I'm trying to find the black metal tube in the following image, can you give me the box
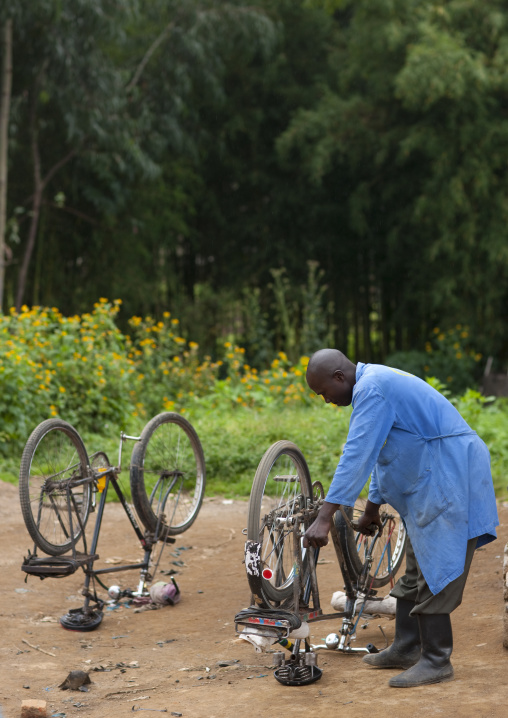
[109,476,146,545]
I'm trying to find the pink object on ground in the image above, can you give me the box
[149,580,181,605]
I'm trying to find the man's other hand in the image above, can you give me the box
[356,503,382,536]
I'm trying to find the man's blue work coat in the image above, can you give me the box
[326,362,499,595]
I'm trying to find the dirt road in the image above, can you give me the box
[0,480,507,718]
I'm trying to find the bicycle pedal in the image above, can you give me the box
[273,661,322,687]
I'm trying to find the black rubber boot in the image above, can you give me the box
[389,613,454,687]
[363,598,421,669]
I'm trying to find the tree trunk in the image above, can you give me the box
[16,96,42,311]
[15,61,78,311]
[0,19,13,312]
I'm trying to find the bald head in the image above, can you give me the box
[306,349,354,379]
[306,349,356,407]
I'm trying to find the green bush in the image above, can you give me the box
[1,302,507,501]
[387,325,483,394]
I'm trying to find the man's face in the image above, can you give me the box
[307,370,353,407]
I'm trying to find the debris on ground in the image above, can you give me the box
[58,671,91,691]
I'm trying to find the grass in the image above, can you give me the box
[4,398,508,501]
[188,402,351,497]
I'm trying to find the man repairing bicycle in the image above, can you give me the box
[303,348,498,688]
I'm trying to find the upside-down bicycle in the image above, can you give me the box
[19,412,205,630]
[235,440,407,685]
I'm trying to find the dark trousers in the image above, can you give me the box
[390,536,477,614]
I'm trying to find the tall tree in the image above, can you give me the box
[4,0,155,309]
[3,0,280,315]
[0,18,12,309]
[279,0,508,361]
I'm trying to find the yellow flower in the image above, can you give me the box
[59,386,66,393]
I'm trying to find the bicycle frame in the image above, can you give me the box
[238,500,397,656]
[23,431,177,617]
[79,433,179,608]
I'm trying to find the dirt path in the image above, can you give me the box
[0,480,507,718]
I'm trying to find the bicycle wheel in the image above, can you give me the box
[130,412,205,536]
[247,441,313,608]
[334,499,406,588]
[19,419,92,556]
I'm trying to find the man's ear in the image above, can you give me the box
[332,369,344,381]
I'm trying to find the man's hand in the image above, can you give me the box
[303,501,339,549]
[303,515,331,548]
[355,500,382,536]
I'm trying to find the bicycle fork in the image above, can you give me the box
[311,518,395,655]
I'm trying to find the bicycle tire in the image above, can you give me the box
[335,499,406,588]
[247,440,313,608]
[19,419,92,556]
[130,412,206,536]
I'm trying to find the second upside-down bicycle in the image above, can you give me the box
[235,440,407,685]
[19,412,205,630]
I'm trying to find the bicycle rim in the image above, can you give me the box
[19,420,91,556]
[345,499,406,588]
[247,441,312,606]
[130,413,205,536]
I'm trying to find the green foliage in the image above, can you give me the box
[6,0,508,384]
[277,0,508,362]
[0,301,134,455]
[0,300,317,457]
[0,300,507,500]
[387,324,483,393]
